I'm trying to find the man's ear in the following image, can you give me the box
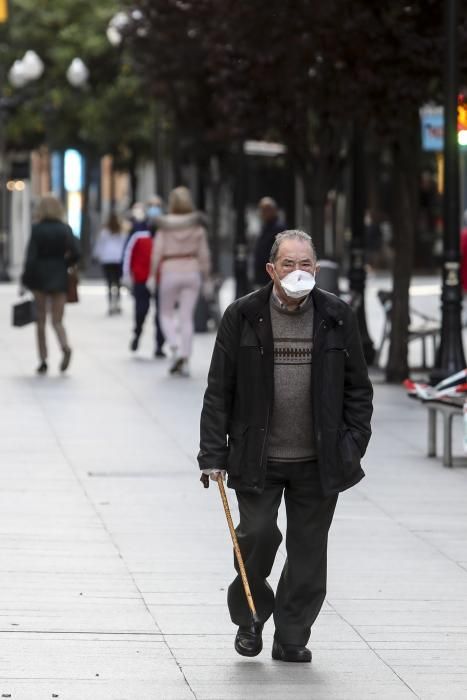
[313,264,320,277]
[266,262,275,281]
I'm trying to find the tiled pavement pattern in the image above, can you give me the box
[0,275,466,699]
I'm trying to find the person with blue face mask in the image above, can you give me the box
[146,195,163,228]
[198,229,373,663]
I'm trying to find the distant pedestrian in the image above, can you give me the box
[151,186,211,376]
[122,218,165,356]
[145,195,165,352]
[253,197,286,286]
[146,195,163,233]
[93,213,126,315]
[21,193,80,375]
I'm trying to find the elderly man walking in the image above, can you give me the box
[198,230,373,662]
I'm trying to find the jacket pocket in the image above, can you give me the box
[323,347,347,422]
[337,428,361,476]
[227,421,248,475]
[325,346,349,363]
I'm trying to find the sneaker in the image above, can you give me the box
[178,360,190,377]
[170,358,189,377]
[36,361,48,375]
[60,348,72,373]
[169,357,190,377]
[169,357,184,375]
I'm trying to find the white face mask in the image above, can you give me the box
[279,269,316,299]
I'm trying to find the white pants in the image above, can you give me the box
[159,270,201,359]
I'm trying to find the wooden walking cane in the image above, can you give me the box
[216,475,261,625]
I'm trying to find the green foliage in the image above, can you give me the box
[126,0,467,160]
[2,0,156,165]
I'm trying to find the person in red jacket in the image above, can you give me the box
[122,219,164,354]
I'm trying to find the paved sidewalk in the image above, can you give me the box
[0,279,466,700]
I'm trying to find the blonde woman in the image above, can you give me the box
[22,194,80,374]
[151,186,211,376]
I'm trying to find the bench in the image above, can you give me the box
[411,395,465,467]
[376,290,440,369]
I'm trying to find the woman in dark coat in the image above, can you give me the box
[22,194,80,374]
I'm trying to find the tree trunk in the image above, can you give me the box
[305,159,332,258]
[109,157,116,214]
[196,156,207,211]
[209,155,221,275]
[128,154,138,206]
[310,200,326,257]
[80,151,92,271]
[154,124,163,201]
[386,124,419,382]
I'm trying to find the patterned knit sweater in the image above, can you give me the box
[267,293,316,462]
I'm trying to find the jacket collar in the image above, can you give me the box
[311,287,344,326]
[239,282,273,324]
[238,282,344,327]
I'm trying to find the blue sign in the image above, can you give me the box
[421,110,443,151]
[64,149,83,192]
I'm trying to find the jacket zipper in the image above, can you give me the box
[314,319,325,346]
[258,343,268,478]
[259,407,270,473]
[312,318,328,467]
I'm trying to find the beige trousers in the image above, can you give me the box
[159,270,201,359]
[33,292,69,362]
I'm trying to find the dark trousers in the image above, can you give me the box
[228,461,338,646]
[102,263,122,307]
[133,282,165,351]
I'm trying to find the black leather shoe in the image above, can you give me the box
[60,348,72,372]
[234,623,263,657]
[272,639,312,663]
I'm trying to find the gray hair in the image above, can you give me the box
[269,229,317,264]
[259,196,277,209]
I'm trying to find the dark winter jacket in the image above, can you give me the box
[253,218,286,285]
[198,283,373,496]
[22,219,80,293]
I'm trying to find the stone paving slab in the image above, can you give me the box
[1,279,467,698]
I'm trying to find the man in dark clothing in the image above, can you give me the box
[253,197,286,286]
[122,219,165,356]
[122,205,165,356]
[198,230,373,663]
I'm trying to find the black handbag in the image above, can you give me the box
[12,299,37,327]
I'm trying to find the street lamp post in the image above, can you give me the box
[0,50,44,281]
[1,51,89,279]
[431,0,466,382]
